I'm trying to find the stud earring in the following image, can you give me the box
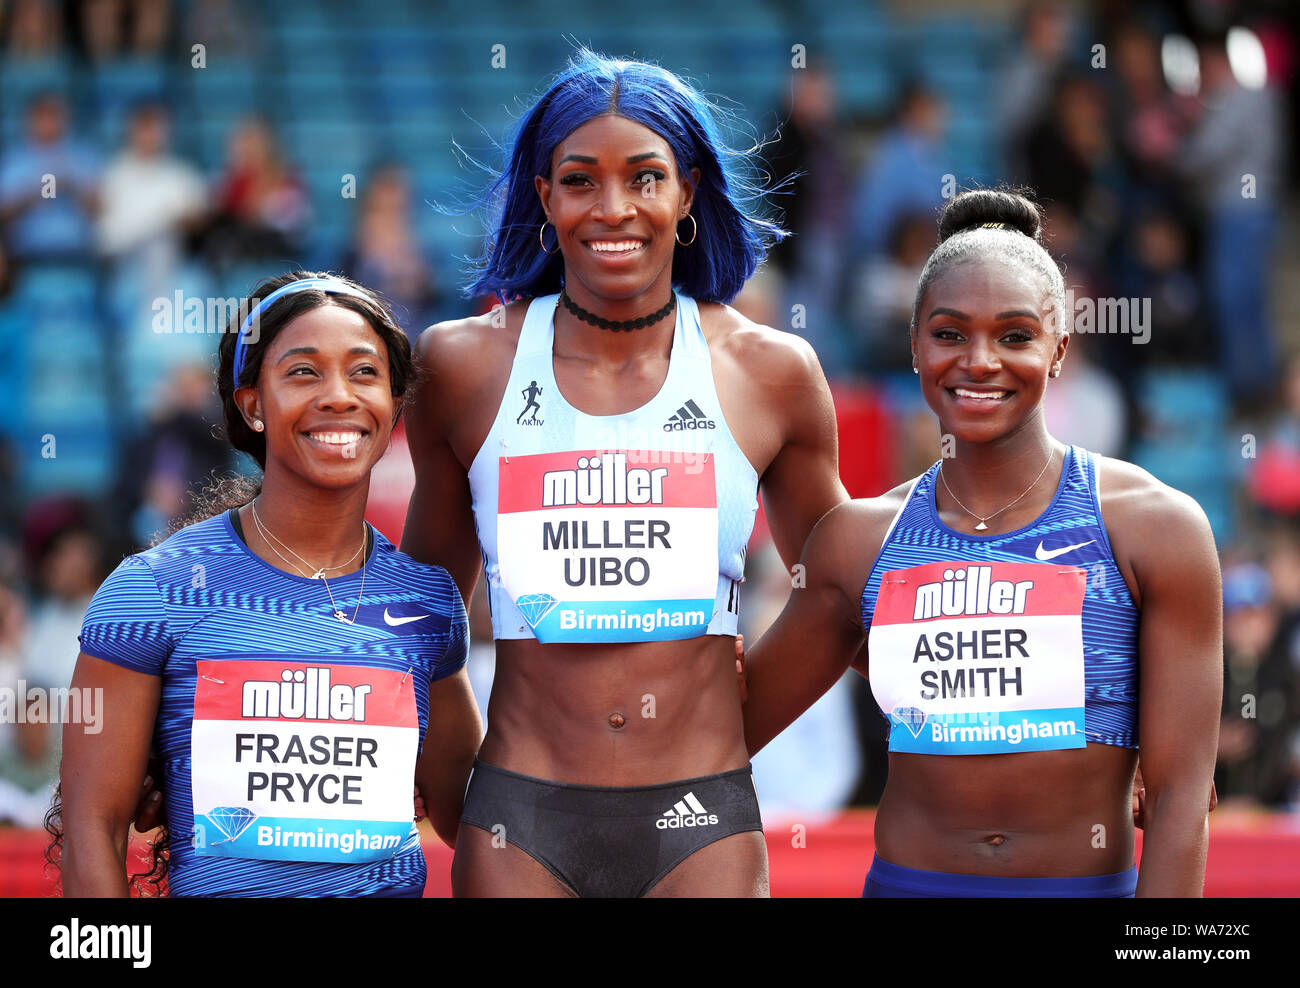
[253,419,264,432]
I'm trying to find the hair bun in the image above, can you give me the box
[938,188,1043,243]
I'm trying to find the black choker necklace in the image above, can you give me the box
[558,289,676,332]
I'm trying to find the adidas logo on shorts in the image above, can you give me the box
[663,399,716,432]
[656,791,719,829]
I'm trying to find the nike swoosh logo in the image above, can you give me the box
[383,608,429,627]
[1035,539,1097,561]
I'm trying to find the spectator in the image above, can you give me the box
[1123,209,1210,365]
[96,101,207,285]
[853,211,932,372]
[1022,75,1123,239]
[0,92,100,263]
[71,0,171,62]
[851,82,947,262]
[18,499,109,773]
[1109,21,1188,207]
[764,66,854,369]
[112,363,230,549]
[2,0,63,57]
[198,117,310,272]
[1216,561,1297,806]
[996,0,1073,177]
[1177,33,1286,408]
[0,582,52,828]
[340,164,440,339]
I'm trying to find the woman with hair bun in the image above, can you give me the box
[54,271,481,896]
[741,189,1223,897]
[404,50,847,897]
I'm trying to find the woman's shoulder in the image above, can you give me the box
[85,512,236,621]
[411,301,533,417]
[805,478,923,589]
[414,300,531,370]
[1091,452,1210,529]
[695,299,823,387]
[1090,451,1217,574]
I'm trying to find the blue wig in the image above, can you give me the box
[463,49,787,305]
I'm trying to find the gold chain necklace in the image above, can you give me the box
[251,500,364,576]
[938,449,1055,532]
[250,500,367,624]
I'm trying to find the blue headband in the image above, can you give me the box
[231,277,374,387]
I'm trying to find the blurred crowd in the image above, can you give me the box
[2,0,1299,825]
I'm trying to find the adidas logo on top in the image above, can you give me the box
[663,399,716,432]
[656,791,719,829]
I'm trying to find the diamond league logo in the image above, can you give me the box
[515,593,558,628]
[207,805,257,844]
[892,705,928,738]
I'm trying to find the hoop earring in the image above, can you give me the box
[539,221,559,255]
[675,214,697,246]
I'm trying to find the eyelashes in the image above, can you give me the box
[558,168,668,187]
[286,365,381,377]
[932,329,1035,343]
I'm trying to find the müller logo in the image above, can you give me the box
[241,667,372,722]
[913,566,1036,620]
[541,452,669,507]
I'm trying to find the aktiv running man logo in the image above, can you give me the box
[656,791,719,829]
[663,399,715,432]
[517,380,543,426]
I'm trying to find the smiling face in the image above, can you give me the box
[535,113,698,305]
[235,303,397,490]
[912,254,1067,445]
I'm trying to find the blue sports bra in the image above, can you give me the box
[861,445,1139,754]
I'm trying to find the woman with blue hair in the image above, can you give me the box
[402,50,849,896]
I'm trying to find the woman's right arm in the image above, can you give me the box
[60,654,160,897]
[743,501,882,756]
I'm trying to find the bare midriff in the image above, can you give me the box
[478,634,749,785]
[875,743,1139,877]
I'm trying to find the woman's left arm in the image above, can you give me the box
[1130,487,1223,896]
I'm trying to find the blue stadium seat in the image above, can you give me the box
[0,55,75,115]
[186,62,262,115]
[20,276,114,497]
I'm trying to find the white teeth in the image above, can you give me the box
[309,431,363,445]
[588,241,643,253]
[954,388,1009,400]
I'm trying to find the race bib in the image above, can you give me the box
[190,659,418,863]
[868,561,1087,754]
[496,449,718,643]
